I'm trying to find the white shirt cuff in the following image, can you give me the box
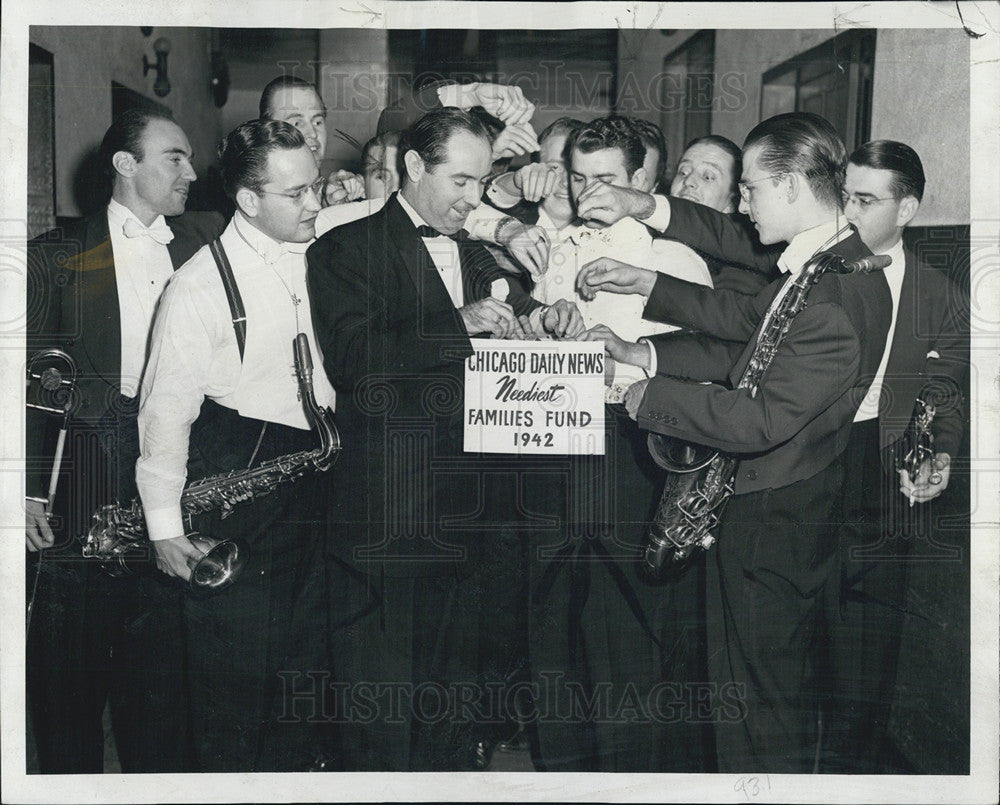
[644,194,672,233]
[641,338,657,375]
[143,506,186,541]
[486,175,523,210]
[436,83,464,108]
[464,202,509,243]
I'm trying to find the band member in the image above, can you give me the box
[259,75,364,206]
[824,140,969,772]
[575,112,893,772]
[25,108,223,772]
[307,107,582,770]
[135,119,337,771]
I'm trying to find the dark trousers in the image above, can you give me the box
[181,401,327,772]
[823,419,910,772]
[526,409,681,772]
[705,458,843,773]
[27,559,192,773]
[324,561,489,771]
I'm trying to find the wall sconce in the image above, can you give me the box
[143,37,171,97]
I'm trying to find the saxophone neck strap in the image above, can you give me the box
[208,238,247,363]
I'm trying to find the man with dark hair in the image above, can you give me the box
[628,117,668,193]
[135,119,336,771]
[823,140,969,772]
[574,112,892,771]
[307,106,582,770]
[259,74,364,206]
[25,108,223,772]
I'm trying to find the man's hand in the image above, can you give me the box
[151,534,206,583]
[581,324,651,370]
[899,452,951,505]
[496,219,550,279]
[463,83,535,125]
[576,257,658,301]
[325,170,365,206]
[460,298,518,338]
[513,163,560,203]
[540,300,585,339]
[26,499,54,552]
[624,378,649,421]
[492,123,540,162]
[574,181,655,228]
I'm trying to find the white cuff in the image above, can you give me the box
[144,507,186,541]
[436,83,464,108]
[644,194,672,233]
[641,338,657,375]
[486,174,523,210]
[464,202,509,243]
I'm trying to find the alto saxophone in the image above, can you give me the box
[82,333,340,590]
[644,252,892,574]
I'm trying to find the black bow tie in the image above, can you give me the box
[417,225,468,242]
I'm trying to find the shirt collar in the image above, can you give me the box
[107,197,167,234]
[777,219,852,276]
[396,192,430,230]
[232,210,309,265]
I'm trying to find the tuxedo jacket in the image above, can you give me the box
[659,198,967,457]
[306,193,540,576]
[638,232,892,495]
[25,208,224,505]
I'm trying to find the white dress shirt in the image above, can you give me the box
[531,209,712,395]
[136,211,337,541]
[397,193,467,308]
[106,198,176,398]
[853,236,906,422]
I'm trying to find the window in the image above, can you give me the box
[760,29,876,152]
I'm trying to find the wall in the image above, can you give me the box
[29,26,221,218]
[617,28,970,225]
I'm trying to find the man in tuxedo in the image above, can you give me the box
[307,107,582,770]
[823,140,969,772]
[574,112,893,772]
[25,108,223,772]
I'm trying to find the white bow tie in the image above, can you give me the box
[122,217,174,245]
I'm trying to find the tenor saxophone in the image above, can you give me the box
[82,333,340,590]
[643,252,892,574]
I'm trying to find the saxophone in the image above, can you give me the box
[643,252,892,574]
[82,333,340,590]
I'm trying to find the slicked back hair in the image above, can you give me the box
[565,115,646,179]
[743,112,847,209]
[99,107,177,179]
[848,139,925,201]
[398,107,492,185]
[218,119,308,199]
[259,75,325,120]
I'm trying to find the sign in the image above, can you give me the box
[464,340,605,455]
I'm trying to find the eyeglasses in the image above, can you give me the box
[258,177,325,204]
[841,191,898,211]
[737,173,786,202]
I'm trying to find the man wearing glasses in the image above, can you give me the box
[571,112,893,772]
[135,120,337,771]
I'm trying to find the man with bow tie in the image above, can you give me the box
[135,119,337,771]
[25,108,224,772]
[307,107,583,770]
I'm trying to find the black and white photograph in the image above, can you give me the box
[1,1,997,802]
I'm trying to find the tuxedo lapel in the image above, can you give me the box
[74,210,122,388]
[384,195,459,316]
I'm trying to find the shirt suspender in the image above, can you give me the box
[208,239,246,362]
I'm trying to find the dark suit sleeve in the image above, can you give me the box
[307,233,470,392]
[664,197,782,275]
[637,300,862,454]
[924,282,969,458]
[646,330,745,383]
[643,270,773,342]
